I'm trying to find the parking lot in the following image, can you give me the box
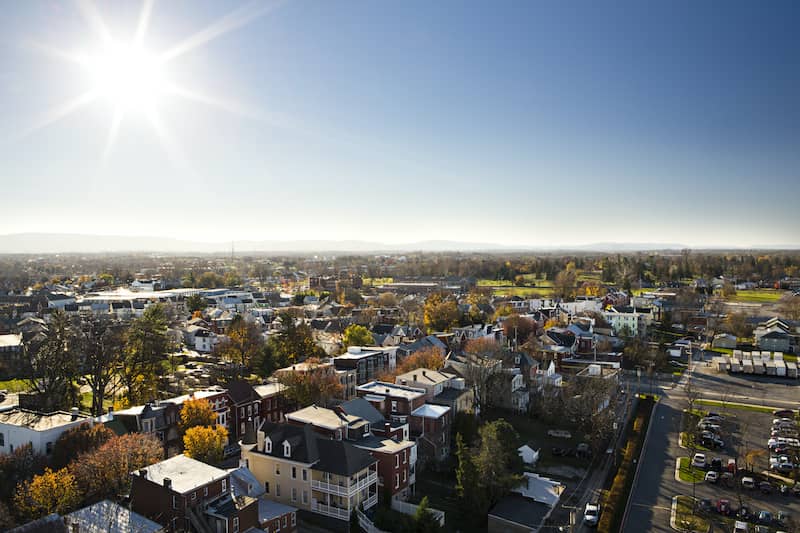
[681,405,800,532]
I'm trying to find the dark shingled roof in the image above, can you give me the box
[338,397,386,426]
[227,380,260,405]
[489,494,551,529]
[315,438,377,477]
[8,514,67,533]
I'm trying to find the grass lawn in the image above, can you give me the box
[680,432,711,452]
[727,289,786,303]
[0,378,28,392]
[674,496,711,532]
[492,287,552,298]
[677,457,706,483]
[413,471,481,533]
[784,354,798,363]
[695,399,774,414]
[709,347,733,355]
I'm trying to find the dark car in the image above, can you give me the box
[776,511,790,526]
[773,409,795,418]
[697,499,713,513]
[717,499,732,516]
[737,505,751,521]
[757,510,773,524]
[759,481,773,494]
[710,457,723,472]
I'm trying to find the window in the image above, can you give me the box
[291,487,297,502]
[391,400,397,413]
[302,469,307,481]
[402,450,407,464]
[302,490,308,504]
[0,433,3,446]
[283,441,291,457]
[276,483,280,497]
[191,491,196,501]
[222,479,227,492]
[204,486,208,497]
[291,466,296,479]
[46,442,53,454]
[402,469,407,482]
[266,438,272,453]
[233,517,239,533]
[291,512,296,526]
[172,495,178,509]
[275,464,280,476]
[283,516,288,528]
[395,474,399,488]
[395,455,399,468]
[274,518,280,531]
[240,422,246,435]
[265,481,270,494]
[240,407,245,417]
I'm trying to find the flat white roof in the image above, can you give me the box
[135,454,228,494]
[411,404,450,418]
[358,381,426,401]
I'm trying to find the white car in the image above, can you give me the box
[692,453,707,469]
[583,502,600,526]
[705,471,719,483]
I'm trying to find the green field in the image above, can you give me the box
[0,378,28,393]
[727,289,786,303]
[695,399,774,414]
[674,496,711,532]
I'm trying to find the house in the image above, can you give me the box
[0,333,24,376]
[356,381,427,420]
[395,368,473,415]
[284,401,418,501]
[46,293,76,309]
[274,359,356,401]
[396,335,447,360]
[486,370,529,413]
[758,330,791,352]
[182,325,218,353]
[253,382,285,424]
[603,307,646,338]
[240,421,379,523]
[712,333,737,350]
[131,454,259,533]
[228,466,299,532]
[113,401,180,450]
[408,403,451,464]
[517,445,539,466]
[0,407,91,456]
[452,324,497,345]
[64,499,164,533]
[487,473,564,533]
[333,346,396,385]
[227,380,264,442]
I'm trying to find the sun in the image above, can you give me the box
[83,43,166,111]
[25,0,281,163]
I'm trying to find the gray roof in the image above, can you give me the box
[338,397,386,425]
[134,455,229,494]
[489,494,551,529]
[64,500,163,533]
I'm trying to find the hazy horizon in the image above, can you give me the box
[1,1,798,248]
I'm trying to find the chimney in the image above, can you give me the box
[422,370,427,377]
[139,469,147,479]
[163,477,172,489]
[70,407,79,420]
[412,374,417,381]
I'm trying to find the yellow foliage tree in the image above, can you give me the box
[15,467,81,520]
[179,398,216,434]
[184,425,228,465]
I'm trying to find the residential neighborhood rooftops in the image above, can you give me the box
[489,493,554,530]
[395,368,454,386]
[315,437,377,476]
[135,454,229,494]
[0,333,22,347]
[410,404,450,419]
[357,381,426,400]
[259,498,297,522]
[64,500,163,533]
[286,405,355,431]
[338,397,386,425]
[0,408,88,431]
[354,434,414,453]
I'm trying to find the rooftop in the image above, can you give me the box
[489,493,552,529]
[64,500,163,533]
[135,454,229,494]
[411,404,450,419]
[259,498,297,521]
[395,368,454,386]
[357,381,426,401]
[0,408,88,431]
[285,405,354,431]
[0,333,22,348]
[353,434,414,454]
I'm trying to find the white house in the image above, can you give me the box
[0,407,91,456]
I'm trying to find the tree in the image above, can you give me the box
[185,294,207,313]
[398,347,445,374]
[71,433,163,501]
[198,271,224,288]
[472,420,523,514]
[779,295,800,320]
[224,270,243,287]
[179,397,217,434]
[269,315,324,367]
[423,293,460,332]
[724,312,751,339]
[377,292,398,307]
[684,377,700,415]
[501,315,537,347]
[462,338,503,411]
[15,467,81,520]
[342,324,374,348]
[277,362,343,408]
[413,496,442,532]
[77,316,125,416]
[214,316,267,373]
[553,268,578,300]
[184,425,228,464]
[51,422,114,470]
[0,444,47,503]
[24,310,79,411]
[122,304,170,404]
[455,433,483,518]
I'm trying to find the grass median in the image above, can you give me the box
[695,399,774,414]
[674,496,711,532]
[677,457,706,483]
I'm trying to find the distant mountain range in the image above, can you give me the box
[0,233,796,254]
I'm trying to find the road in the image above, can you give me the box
[622,348,799,532]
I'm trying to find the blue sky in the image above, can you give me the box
[0,0,798,248]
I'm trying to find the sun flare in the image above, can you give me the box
[83,43,165,111]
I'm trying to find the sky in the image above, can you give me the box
[0,0,798,250]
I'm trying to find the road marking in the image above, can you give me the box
[630,503,671,511]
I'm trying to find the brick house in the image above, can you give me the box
[226,380,263,442]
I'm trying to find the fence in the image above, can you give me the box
[390,499,446,527]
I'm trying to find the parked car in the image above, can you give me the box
[733,521,749,533]
[773,409,795,418]
[776,511,790,526]
[701,432,724,448]
[759,481,773,494]
[705,471,719,483]
[698,422,721,432]
[697,498,713,513]
[717,499,732,515]
[583,502,600,527]
[692,453,707,469]
[710,457,723,471]
[706,411,724,419]
[757,510,773,524]
[737,505,751,520]
[742,477,755,489]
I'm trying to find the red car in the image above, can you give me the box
[717,499,732,516]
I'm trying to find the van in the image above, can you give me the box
[734,521,749,533]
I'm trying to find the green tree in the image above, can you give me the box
[414,496,442,532]
[122,304,170,404]
[553,268,578,300]
[223,270,243,287]
[455,433,483,518]
[342,324,374,348]
[269,314,324,367]
[474,419,523,509]
[185,294,207,313]
[184,426,228,464]
[24,310,79,411]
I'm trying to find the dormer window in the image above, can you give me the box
[283,441,291,457]
[265,437,272,453]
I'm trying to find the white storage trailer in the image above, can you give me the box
[775,360,786,377]
[786,361,798,379]
[742,359,754,374]
[765,360,777,376]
